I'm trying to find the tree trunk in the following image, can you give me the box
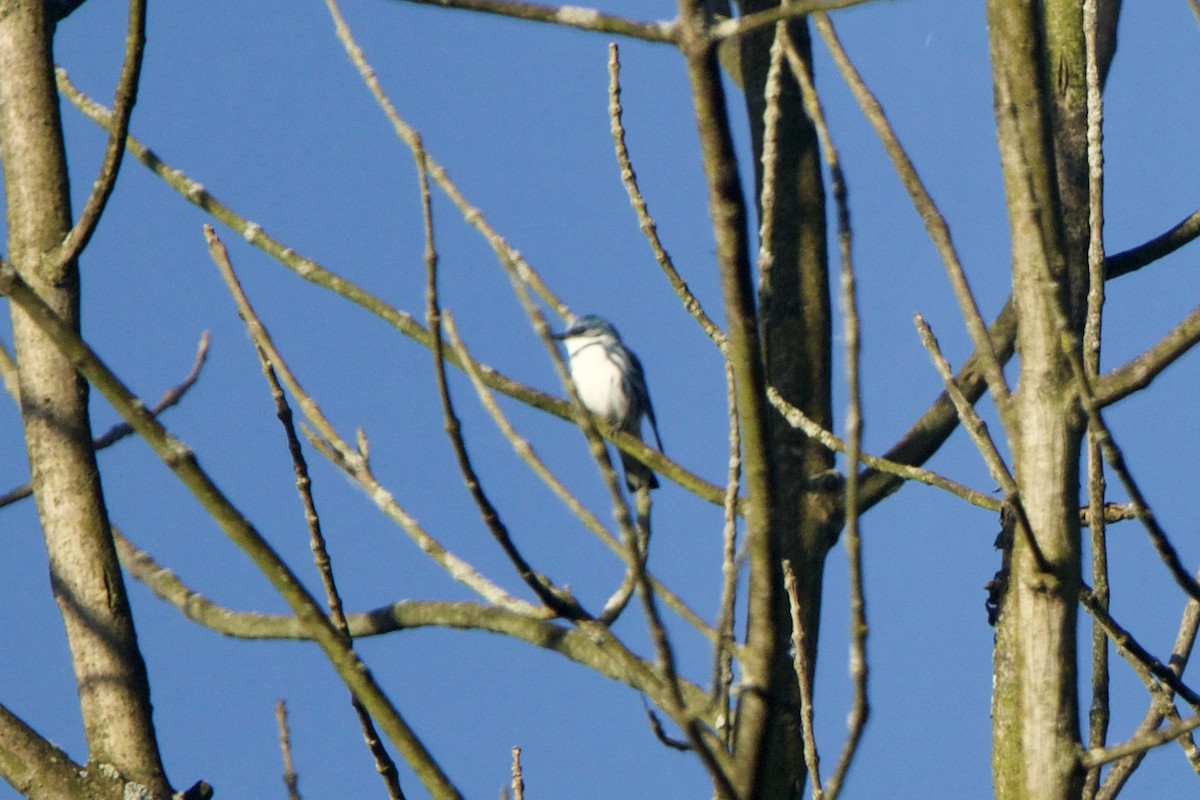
[735,7,837,799]
[0,1,169,794]
[986,1,1090,797]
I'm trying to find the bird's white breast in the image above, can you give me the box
[568,342,630,425]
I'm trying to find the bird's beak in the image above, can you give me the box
[551,330,568,341]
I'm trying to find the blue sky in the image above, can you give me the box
[2,1,1199,797]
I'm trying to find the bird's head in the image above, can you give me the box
[552,314,621,352]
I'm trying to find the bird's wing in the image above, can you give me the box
[627,349,664,452]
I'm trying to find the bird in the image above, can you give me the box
[553,314,664,491]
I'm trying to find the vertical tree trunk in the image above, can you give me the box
[735,8,836,799]
[986,1,1089,798]
[0,1,169,794]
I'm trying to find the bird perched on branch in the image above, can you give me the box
[553,314,664,491]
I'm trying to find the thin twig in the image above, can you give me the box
[608,44,726,352]
[783,21,867,796]
[510,746,524,800]
[1081,3,1109,795]
[324,0,567,319]
[814,12,1013,422]
[641,698,693,751]
[1080,588,1200,708]
[767,378,1000,511]
[755,25,786,307]
[710,360,741,744]
[47,0,146,271]
[253,348,405,799]
[1098,595,1200,798]
[1082,714,1200,769]
[275,700,303,800]
[1095,304,1200,406]
[627,487,735,795]
[1104,208,1200,280]
[709,0,878,41]
[1070,366,1200,605]
[0,332,210,510]
[784,560,823,800]
[913,314,1049,573]
[418,137,582,620]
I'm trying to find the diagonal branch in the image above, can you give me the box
[387,0,677,43]
[608,43,727,352]
[813,12,1013,419]
[0,260,465,800]
[1080,588,1200,708]
[0,331,210,510]
[914,314,1049,574]
[1095,304,1200,406]
[709,0,879,41]
[47,0,146,271]
[1104,208,1200,280]
[252,346,405,799]
[0,702,114,800]
[1098,593,1200,798]
[113,523,721,725]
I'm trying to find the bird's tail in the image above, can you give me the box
[621,451,658,491]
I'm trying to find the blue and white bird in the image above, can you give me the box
[553,314,664,491]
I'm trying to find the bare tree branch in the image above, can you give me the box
[676,1,779,795]
[1082,714,1200,770]
[710,0,879,41]
[387,0,677,42]
[710,359,742,745]
[253,346,405,799]
[1098,594,1200,798]
[1082,3,1111,793]
[206,226,540,616]
[0,703,121,800]
[418,138,582,620]
[768,386,1000,511]
[608,43,727,352]
[784,560,823,800]
[914,314,1048,573]
[275,701,303,800]
[0,331,209,510]
[114,523,720,715]
[1080,588,1200,707]
[1104,208,1200,280]
[0,260,465,800]
[1095,304,1200,406]
[47,0,146,271]
[813,13,1013,420]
